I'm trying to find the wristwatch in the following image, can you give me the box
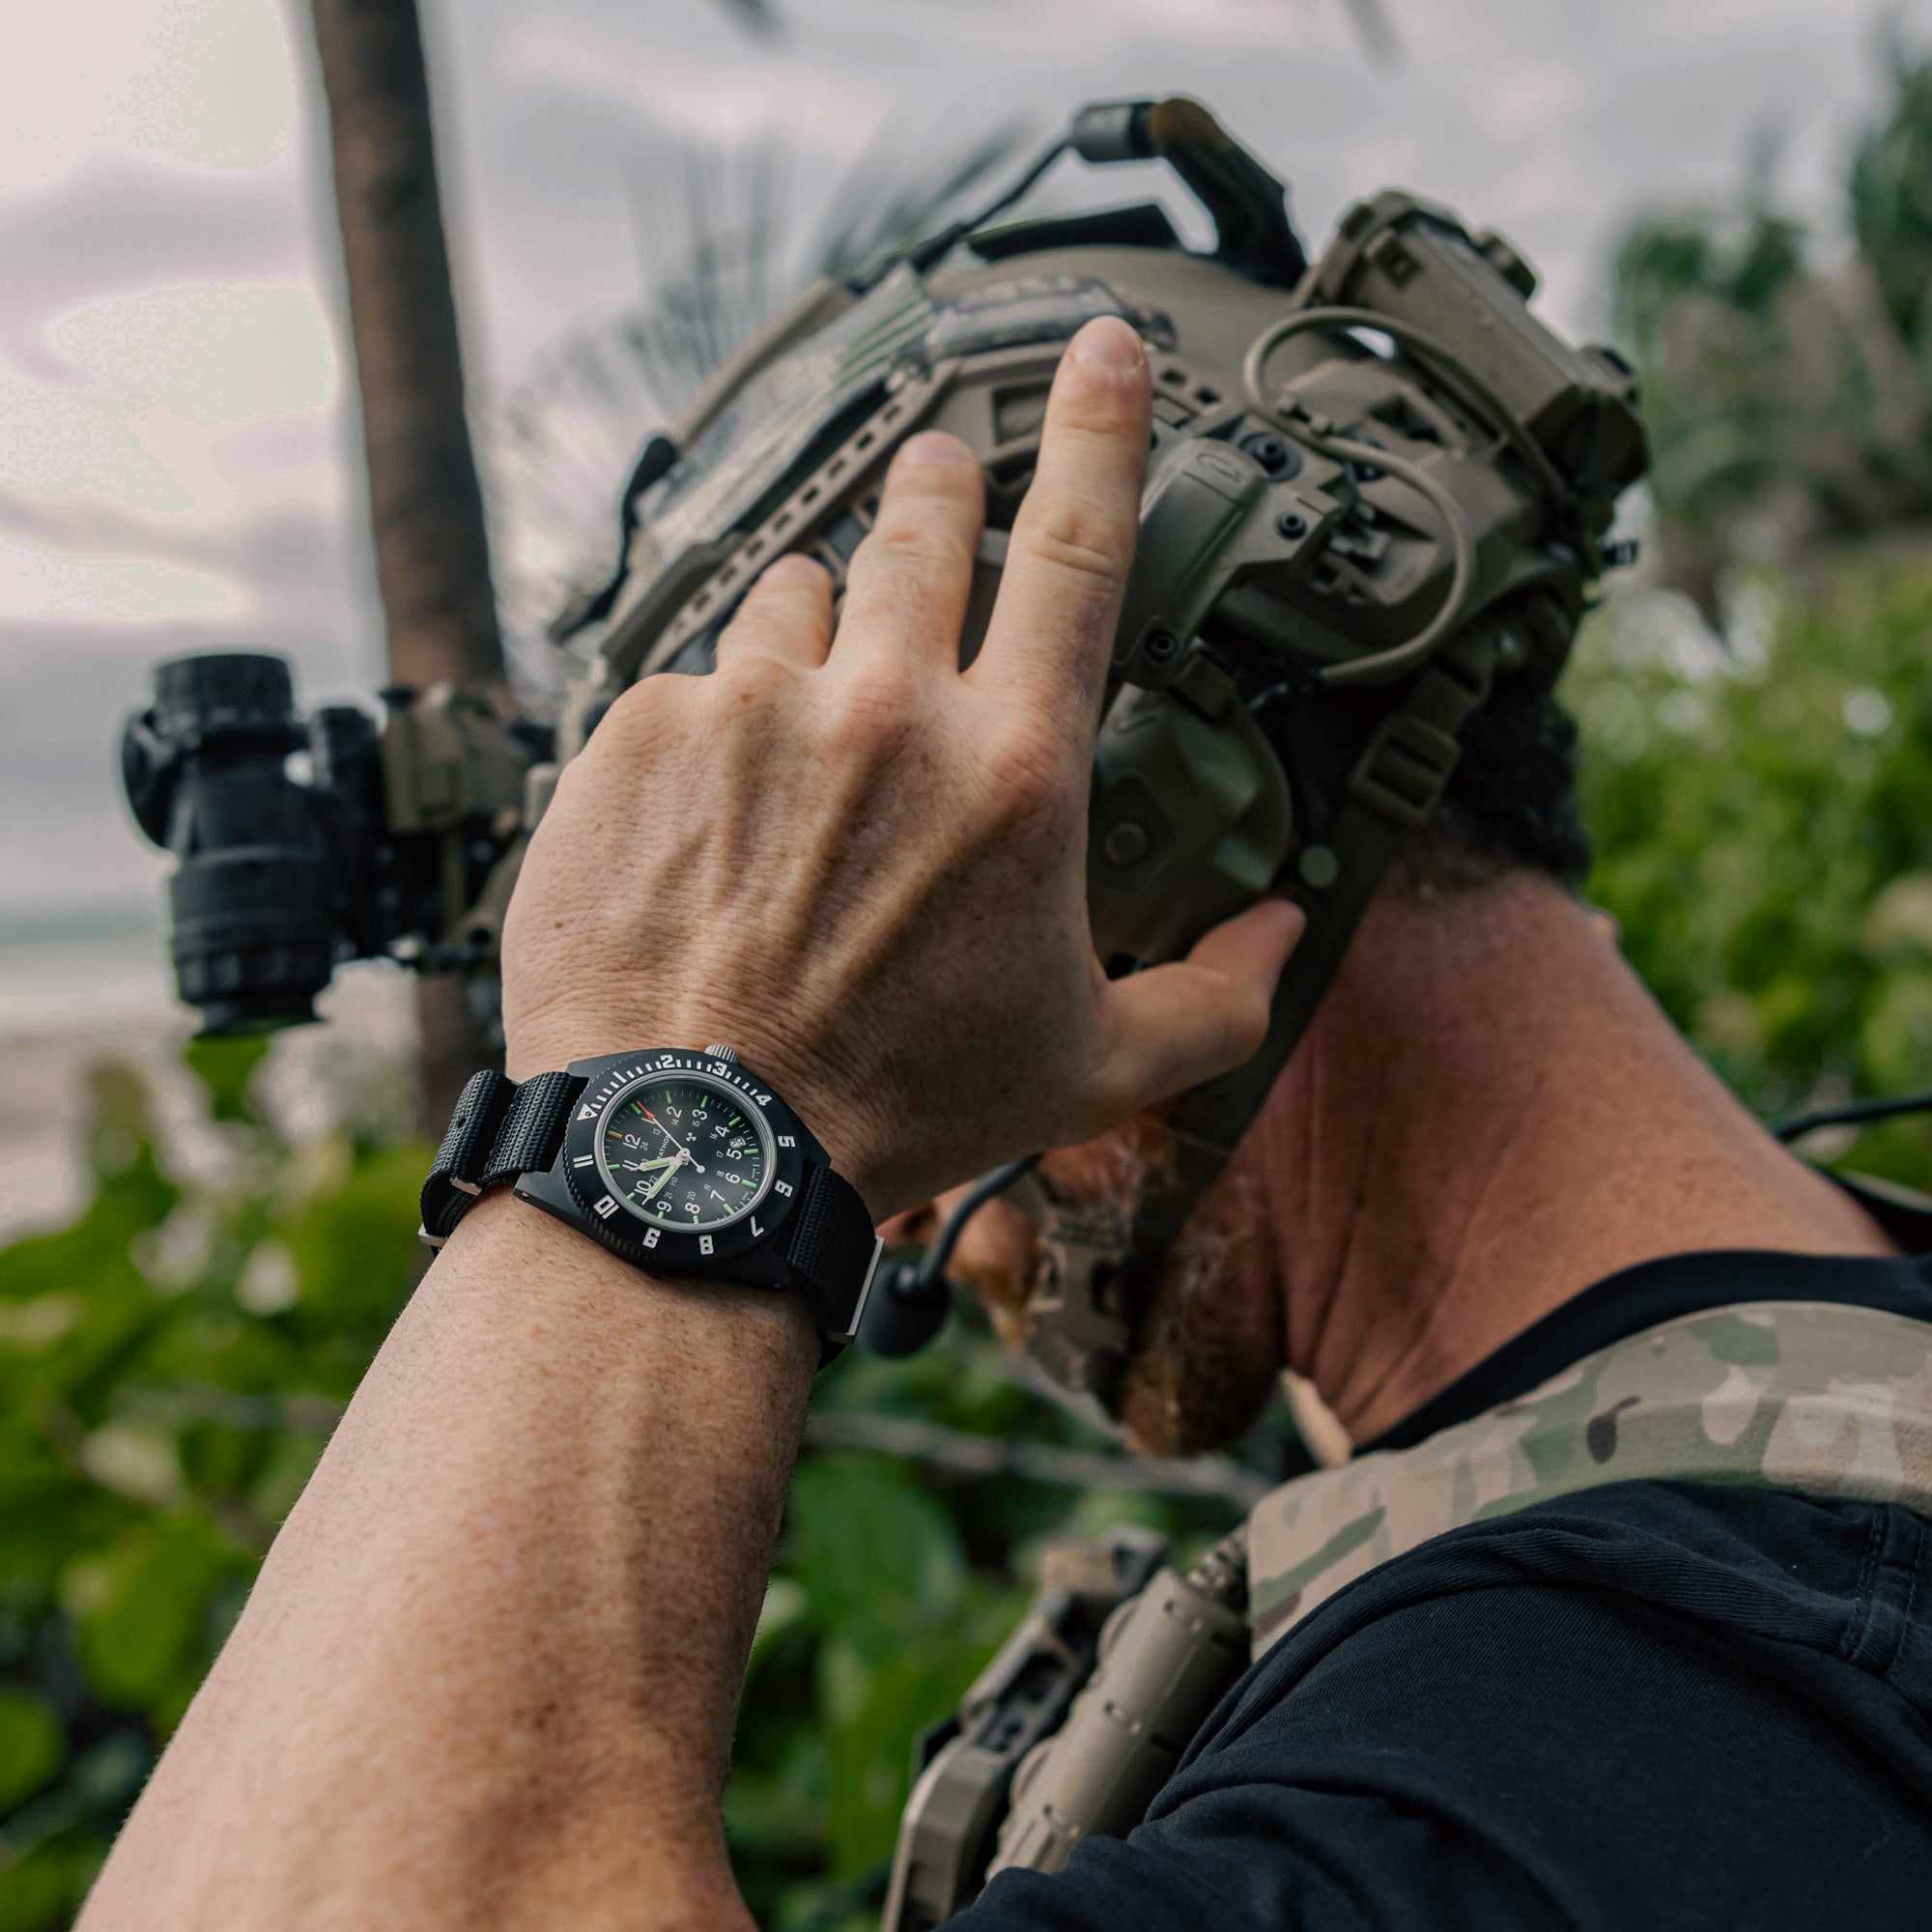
[419,1045,884,1360]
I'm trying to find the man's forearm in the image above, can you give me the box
[77,320,1294,1926]
[81,1192,815,1931]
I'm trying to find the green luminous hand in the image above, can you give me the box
[639,1151,692,1205]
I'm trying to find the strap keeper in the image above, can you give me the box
[1348,709,1461,827]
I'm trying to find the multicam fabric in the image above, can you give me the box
[1247,1299,1932,1659]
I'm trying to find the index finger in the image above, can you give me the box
[971,314,1151,723]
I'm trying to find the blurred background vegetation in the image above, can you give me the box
[12,44,1932,1932]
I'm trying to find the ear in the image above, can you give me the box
[877,1202,942,1250]
[942,1193,1041,1352]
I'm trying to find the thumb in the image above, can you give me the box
[1090,897,1305,1123]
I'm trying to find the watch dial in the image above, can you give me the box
[596,1074,775,1231]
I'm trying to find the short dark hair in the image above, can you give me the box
[1243,590,1593,898]
[1392,673,1593,894]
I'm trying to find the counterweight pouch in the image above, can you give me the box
[983,1531,1249,1882]
[880,1528,1249,1929]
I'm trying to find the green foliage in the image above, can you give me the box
[7,547,1932,1925]
[724,1336,1247,1927]
[0,1046,431,1928]
[1576,548,1932,1186]
[11,544,1932,1925]
[0,1034,1250,1930]
[12,49,1932,1932]
[1850,54,1932,346]
[1611,55,1932,609]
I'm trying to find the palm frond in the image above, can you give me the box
[810,118,1034,284]
[485,116,1034,680]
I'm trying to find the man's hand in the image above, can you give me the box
[505,313,1299,1219]
[77,315,1301,1932]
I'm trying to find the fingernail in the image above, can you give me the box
[897,430,978,469]
[1070,315,1146,370]
[1262,897,1307,959]
[761,554,824,584]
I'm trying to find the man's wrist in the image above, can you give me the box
[503,1007,887,1214]
[442,1186,822,1380]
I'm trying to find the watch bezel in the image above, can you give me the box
[558,1048,810,1270]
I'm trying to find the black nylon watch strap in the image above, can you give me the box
[421,1069,514,1242]
[419,1050,878,1362]
[783,1161,883,1346]
[420,1067,585,1245]
[479,1072,582,1192]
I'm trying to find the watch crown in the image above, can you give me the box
[704,1043,738,1063]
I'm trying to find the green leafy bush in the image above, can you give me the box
[1610,54,1932,612]
[1574,551,1932,1188]
[0,1038,429,1926]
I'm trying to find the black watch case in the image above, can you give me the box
[512,1047,824,1291]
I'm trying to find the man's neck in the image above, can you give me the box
[1263,873,1897,1445]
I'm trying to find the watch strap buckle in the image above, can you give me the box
[418,1066,584,1246]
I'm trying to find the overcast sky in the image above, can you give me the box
[1,0,1923,924]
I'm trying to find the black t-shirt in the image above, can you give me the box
[950,1245,1932,1930]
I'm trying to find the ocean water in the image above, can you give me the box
[0,912,417,1236]
[0,911,178,1037]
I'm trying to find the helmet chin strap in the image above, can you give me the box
[1025,619,1501,1409]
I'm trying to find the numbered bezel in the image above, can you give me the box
[557,1048,811,1272]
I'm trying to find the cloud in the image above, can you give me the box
[0,474,378,657]
[0,0,298,193]
[0,158,308,382]
[496,14,892,158]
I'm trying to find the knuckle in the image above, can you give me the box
[719,605,790,660]
[598,674,678,750]
[861,517,960,577]
[712,649,797,709]
[1019,497,1131,590]
[825,663,921,752]
[980,717,1067,822]
[762,553,832,594]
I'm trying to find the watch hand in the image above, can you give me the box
[642,1114,705,1174]
[639,1153,689,1206]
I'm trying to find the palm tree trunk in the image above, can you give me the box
[307,0,506,1131]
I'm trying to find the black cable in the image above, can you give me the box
[914,1154,1043,1293]
[896,140,1070,279]
[859,1153,1041,1357]
[1774,1092,1932,1144]
[851,134,1071,293]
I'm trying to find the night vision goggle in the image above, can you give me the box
[122,97,1647,1403]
